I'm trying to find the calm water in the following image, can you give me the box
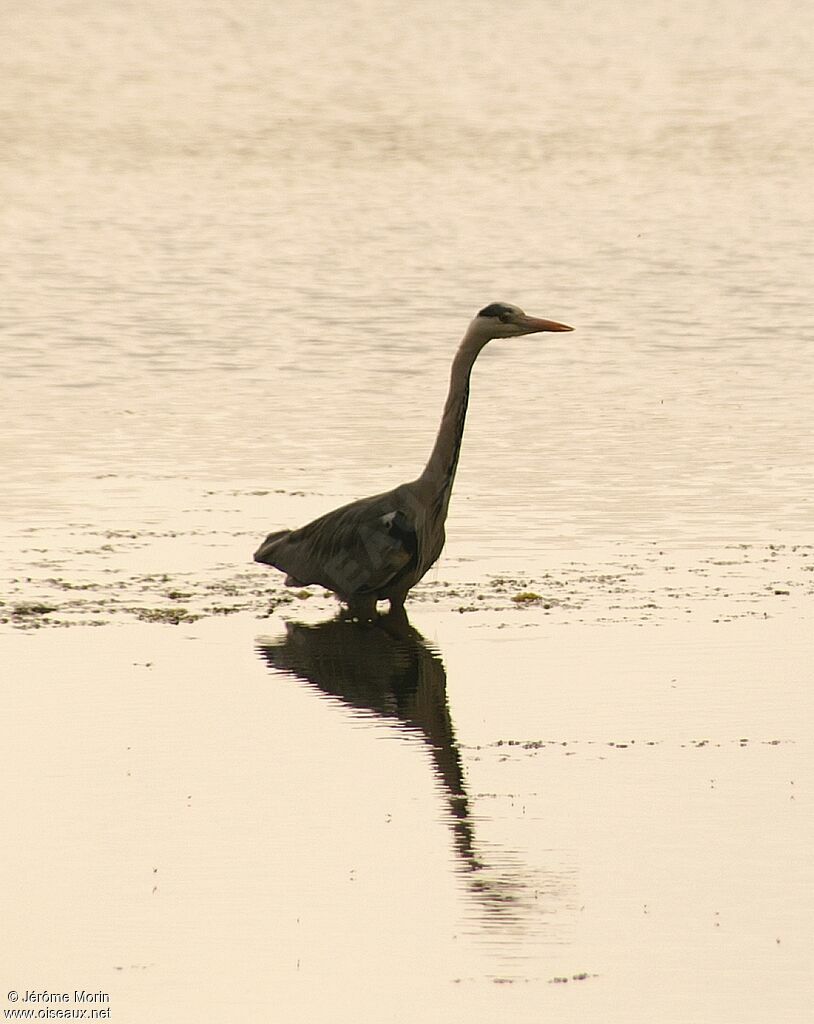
[2,612,811,1023]
[2,2,813,1021]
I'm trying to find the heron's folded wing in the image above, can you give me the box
[275,503,417,595]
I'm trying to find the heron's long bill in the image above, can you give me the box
[522,315,574,333]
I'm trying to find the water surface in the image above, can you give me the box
[2,2,812,1021]
[2,0,812,550]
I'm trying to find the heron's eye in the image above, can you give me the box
[498,312,512,323]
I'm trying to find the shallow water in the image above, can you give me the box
[2,610,811,1022]
[2,1,813,1021]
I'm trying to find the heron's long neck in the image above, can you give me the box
[418,328,488,512]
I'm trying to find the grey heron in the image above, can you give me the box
[254,303,573,617]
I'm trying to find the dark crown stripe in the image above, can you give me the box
[477,303,512,318]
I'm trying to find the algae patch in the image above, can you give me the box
[130,607,202,625]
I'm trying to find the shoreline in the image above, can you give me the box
[4,534,810,632]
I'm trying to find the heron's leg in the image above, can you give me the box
[380,603,410,635]
[388,591,408,614]
[346,595,378,622]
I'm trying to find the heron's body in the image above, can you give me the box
[254,303,572,617]
[255,483,436,618]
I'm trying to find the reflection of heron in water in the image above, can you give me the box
[257,610,575,963]
[256,608,479,871]
[255,609,545,927]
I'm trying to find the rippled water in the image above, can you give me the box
[2,2,812,1021]
[2,0,812,552]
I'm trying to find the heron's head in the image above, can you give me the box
[473,302,573,339]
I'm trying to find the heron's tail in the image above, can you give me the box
[253,529,291,565]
